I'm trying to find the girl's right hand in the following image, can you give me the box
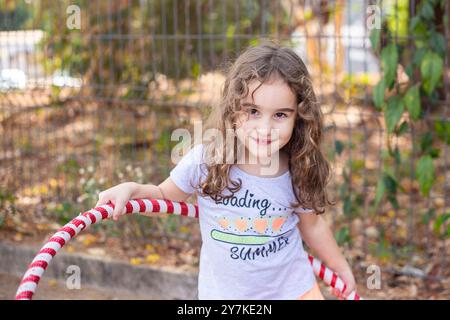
[95,182,137,221]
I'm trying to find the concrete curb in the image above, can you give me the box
[0,240,198,299]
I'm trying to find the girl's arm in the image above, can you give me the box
[297,213,356,298]
[97,176,193,221]
[131,177,191,202]
[132,178,192,219]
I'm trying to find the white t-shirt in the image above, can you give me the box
[170,143,316,299]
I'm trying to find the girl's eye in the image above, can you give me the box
[274,112,288,119]
[248,108,259,117]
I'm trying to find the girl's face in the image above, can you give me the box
[235,77,297,164]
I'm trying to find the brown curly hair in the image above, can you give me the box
[193,40,335,214]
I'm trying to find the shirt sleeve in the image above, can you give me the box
[169,143,205,195]
[294,207,315,214]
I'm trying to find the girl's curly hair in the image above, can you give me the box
[193,40,335,214]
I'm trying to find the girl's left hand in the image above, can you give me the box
[330,269,356,300]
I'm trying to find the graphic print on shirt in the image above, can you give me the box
[211,188,295,261]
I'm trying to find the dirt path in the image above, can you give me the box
[0,272,154,300]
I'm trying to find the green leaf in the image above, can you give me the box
[373,78,385,110]
[416,155,435,196]
[421,51,444,96]
[335,140,345,155]
[420,132,433,154]
[191,62,200,79]
[387,193,400,210]
[409,16,420,32]
[384,172,398,194]
[410,19,427,48]
[391,146,402,165]
[335,226,351,246]
[385,95,404,133]
[420,1,435,20]
[405,63,414,79]
[434,120,450,145]
[413,48,426,67]
[433,213,450,236]
[403,85,421,120]
[429,148,440,158]
[381,44,398,88]
[396,121,409,136]
[429,31,446,56]
[370,27,381,51]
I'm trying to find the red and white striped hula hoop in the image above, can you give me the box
[15,198,362,300]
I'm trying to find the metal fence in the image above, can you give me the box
[0,0,449,286]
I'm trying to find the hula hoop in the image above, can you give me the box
[15,198,362,300]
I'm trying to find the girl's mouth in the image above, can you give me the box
[250,137,272,145]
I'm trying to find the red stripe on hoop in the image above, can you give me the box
[330,273,338,288]
[136,199,146,213]
[319,263,326,280]
[96,207,109,219]
[179,202,188,216]
[164,199,174,213]
[308,255,314,264]
[48,236,66,247]
[61,226,76,237]
[38,247,56,257]
[150,199,160,213]
[72,218,86,230]
[29,260,48,269]
[342,283,347,294]
[20,274,41,286]
[354,294,360,300]
[87,211,97,223]
[15,291,33,300]
[126,202,133,213]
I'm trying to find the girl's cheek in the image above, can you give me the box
[237,127,258,148]
[237,123,252,136]
[234,126,248,143]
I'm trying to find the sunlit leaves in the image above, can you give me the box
[416,155,435,196]
[420,51,443,96]
[381,44,398,88]
[403,85,421,120]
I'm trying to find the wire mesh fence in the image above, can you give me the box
[0,0,449,298]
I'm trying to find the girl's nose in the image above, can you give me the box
[254,128,275,142]
[256,117,273,134]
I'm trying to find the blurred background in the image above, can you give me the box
[0,0,449,299]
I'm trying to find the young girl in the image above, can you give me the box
[96,41,356,300]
